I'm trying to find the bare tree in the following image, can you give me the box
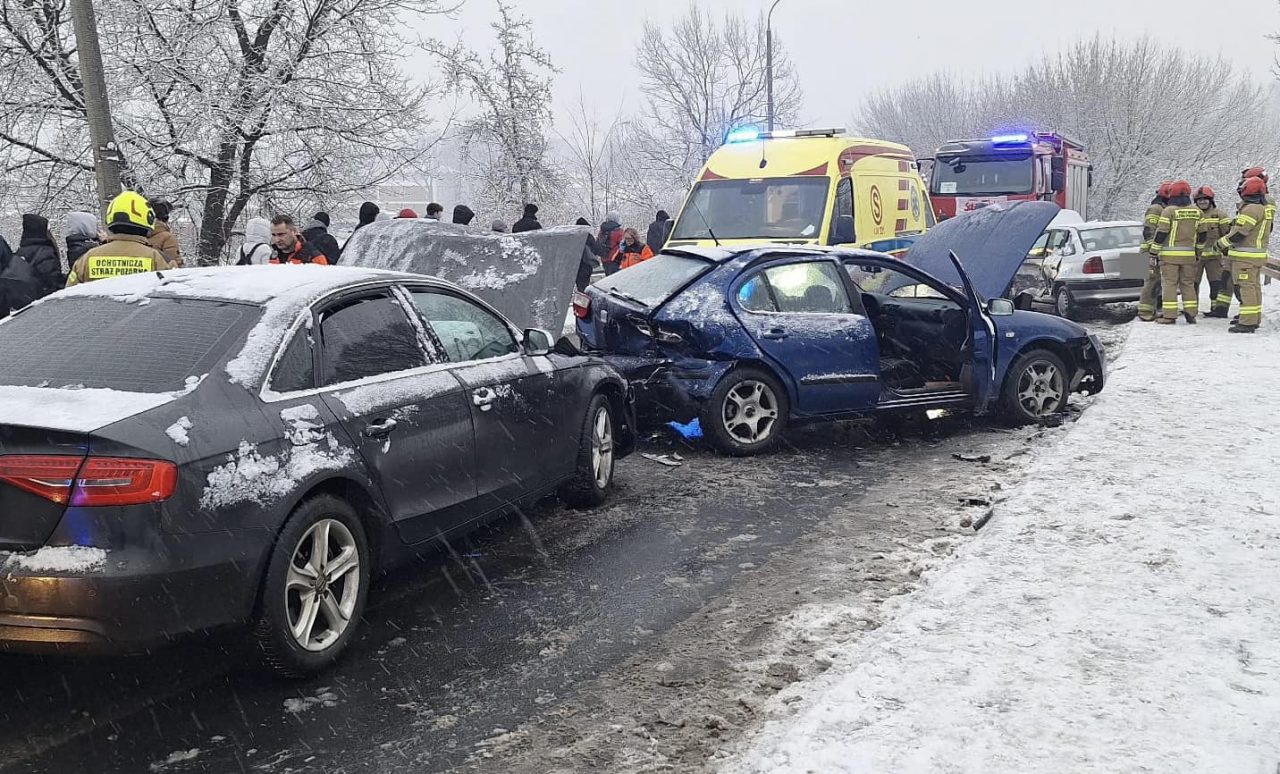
[554,92,625,222]
[633,3,803,190]
[427,0,559,219]
[859,36,1279,220]
[0,0,450,262]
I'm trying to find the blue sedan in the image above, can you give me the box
[573,201,1105,455]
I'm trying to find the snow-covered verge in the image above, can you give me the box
[725,286,1280,774]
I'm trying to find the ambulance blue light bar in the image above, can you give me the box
[725,127,846,144]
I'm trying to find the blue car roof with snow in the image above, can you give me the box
[901,200,1061,299]
[663,245,891,264]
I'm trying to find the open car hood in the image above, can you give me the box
[902,201,1060,299]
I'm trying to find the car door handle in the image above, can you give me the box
[472,387,496,412]
[761,327,789,340]
[363,418,398,438]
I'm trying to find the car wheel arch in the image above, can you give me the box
[716,359,796,417]
[1002,338,1075,392]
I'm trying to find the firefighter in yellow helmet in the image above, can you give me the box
[1136,182,1170,322]
[1193,186,1231,317]
[66,191,175,286]
[1149,180,1200,324]
[1215,176,1274,333]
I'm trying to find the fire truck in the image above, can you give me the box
[927,132,1092,220]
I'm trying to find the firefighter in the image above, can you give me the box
[1193,186,1231,317]
[1215,176,1274,333]
[1137,182,1171,322]
[1239,167,1274,206]
[67,192,175,286]
[1149,180,1200,324]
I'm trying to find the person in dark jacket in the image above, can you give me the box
[64,212,102,266]
[302,211,342,265]
[597,213,624,275]
[342,201,380,254]
[452,204,476,225]
[0,235,35,319]
[425,203,444,220]
[575,217,600,291]
[646,210,674,253]
[14,214,63,296]
[512,203,542,233]
[271,215,329,265]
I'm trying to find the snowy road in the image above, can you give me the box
[0,315,1129,774]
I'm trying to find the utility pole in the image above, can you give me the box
[68,0,123,210]
[766,0,782,133]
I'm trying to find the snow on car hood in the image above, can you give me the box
[902,201,1060,300]
[342,219,589,332]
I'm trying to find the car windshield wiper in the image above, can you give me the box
[606,288,650,308]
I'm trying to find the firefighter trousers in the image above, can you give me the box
[1197,257,1224,305]
[1137,258,1161,321]
[1233,260,1264,327]
[1159,261,1198,319]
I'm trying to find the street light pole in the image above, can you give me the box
[68,0,123,211]
[766,0,782,133]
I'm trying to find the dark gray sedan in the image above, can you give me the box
[0,266,634,674]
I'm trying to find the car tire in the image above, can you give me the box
[1001,349,1070,425]
[701,367,789,456]
[1053,285,1079,320]
[559,393,616,509]
[251,495,371,678]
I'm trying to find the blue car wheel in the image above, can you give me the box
[701,367,789,456]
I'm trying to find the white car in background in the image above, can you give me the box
[1010,212,1149,319]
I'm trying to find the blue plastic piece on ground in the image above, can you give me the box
[669,418,703,440]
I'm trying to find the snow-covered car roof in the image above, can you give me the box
[1073,220,1142,230]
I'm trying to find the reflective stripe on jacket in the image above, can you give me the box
[1155,206,1201,262]
[66,234,174,286]
[1219,202,1274,261]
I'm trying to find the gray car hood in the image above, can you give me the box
[901,201,1060,300]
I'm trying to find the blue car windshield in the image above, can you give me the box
[593,254,713,307]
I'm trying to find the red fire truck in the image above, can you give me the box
[927,132,1092,220]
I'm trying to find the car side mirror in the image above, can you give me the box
[524,328,554,354]
[830,215,855,245]
[988,298,1016,316]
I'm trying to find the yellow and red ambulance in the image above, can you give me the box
[665,128,934,254]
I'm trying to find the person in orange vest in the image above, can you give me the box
[618,228,655,270]
[269,215,329,265]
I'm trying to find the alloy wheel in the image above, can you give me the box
[722,380,780,443]
[286,518,361,652]
[1016,360,1065,417]
[591,406,614,489]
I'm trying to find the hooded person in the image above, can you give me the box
[14,213,64,295]
[302,211,342,265]
[512,203,542,233]
[646,210,674,253]
[67,191,175,286]
[237,217,274,266]
[596,213,624,275]
[0,234,36,318]
[147,200,182,266]
[64,211,102,266]
[452,204,476,225]
[575,217,601,291]
[342,201,380,254]
[491,220,508,233]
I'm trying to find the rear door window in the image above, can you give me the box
[270,326,316,393]
[761,262,854,314]
[318,293,427,386]
[0,297,256,392]
[593,254,713,307]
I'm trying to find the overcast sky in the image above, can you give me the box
[418,0,1278,130]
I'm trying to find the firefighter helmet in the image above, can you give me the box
[105,191,155,232]
[1193,185,1215,201]
[1158,181,1172,198]
[1167,180,1192,198]
[1240,176,1268,198]
[1242,167,1268,182]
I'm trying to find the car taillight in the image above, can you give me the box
[1082,256,1105,274]
[572,291,592,320]
[0,455,177,507]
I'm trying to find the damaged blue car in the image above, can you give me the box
[573,201,1105,456]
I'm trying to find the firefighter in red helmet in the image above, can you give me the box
[1215,176,1274,332]
[1193,186,1231,317]
[1137,182,1171,321]
[1149,180,1201,324]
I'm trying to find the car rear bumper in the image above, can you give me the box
[1062,278,1144,305]
[0,535,267,654]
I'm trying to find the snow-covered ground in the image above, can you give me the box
[725,285,1280,774]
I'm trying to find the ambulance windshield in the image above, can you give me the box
[672,177,829,241]
[933,156,1034,196]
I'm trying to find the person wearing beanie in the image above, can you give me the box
[425,203,444,220]
[63,211,102,267]
[302,211,341,265]
[452,204,476,225]
[12,213,63,295]
[646,209,674,254]
[512,203,542,233]
[342,201,381,255]
[147,199,183,267]
[575,217,601,291]
[67,192,174,286]
[491,220,508,233]
[396,208,418,219]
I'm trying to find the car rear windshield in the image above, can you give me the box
[593,254,713,307]
[0,297,258,392]
[671,177,830,240]
[1078,226,1143,251]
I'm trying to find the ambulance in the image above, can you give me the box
[665,128,934,254]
